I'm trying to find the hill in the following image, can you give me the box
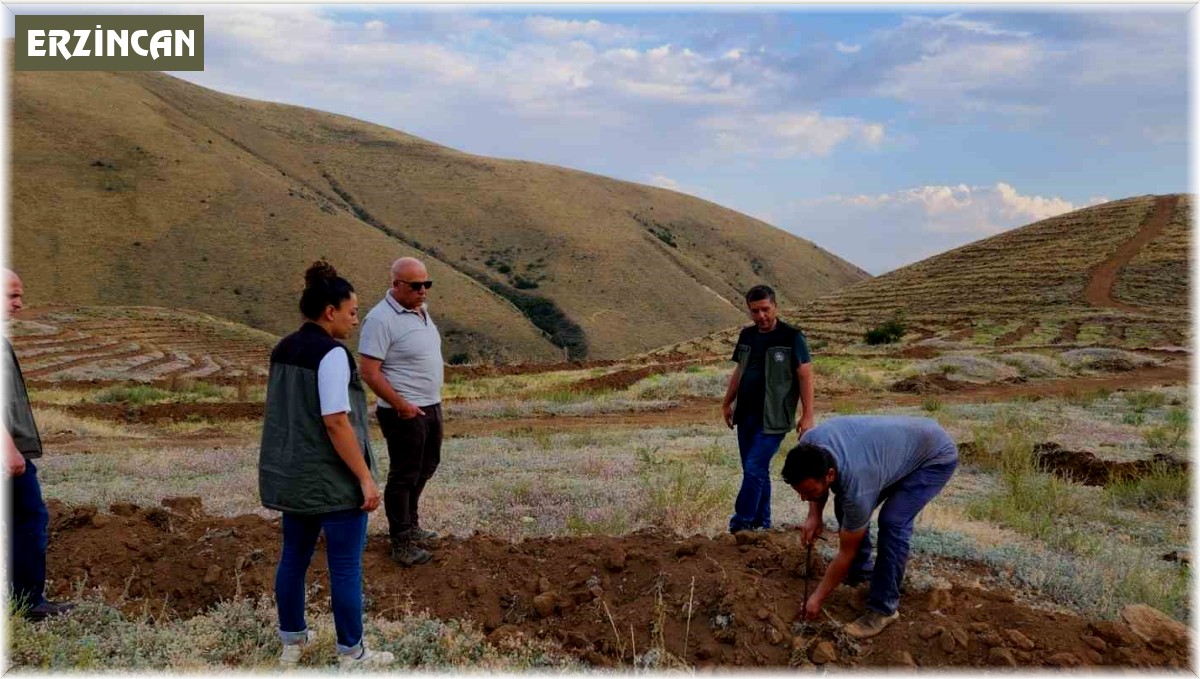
[9,305,275,386]
[647,194,1191,358]
[11,70,868,362]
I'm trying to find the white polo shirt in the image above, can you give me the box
[358,292,444,409]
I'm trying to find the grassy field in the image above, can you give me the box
[7,319,1189,671]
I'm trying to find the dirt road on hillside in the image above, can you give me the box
[1084,195,1179,312]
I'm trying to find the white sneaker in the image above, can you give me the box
[338,645,396,669]
[279,630,315,667]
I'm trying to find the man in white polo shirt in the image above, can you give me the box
[359,257,444,567]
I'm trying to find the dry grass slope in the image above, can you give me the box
[12,70,868,361]
[10,306,277,384]
[647,195,1191,357]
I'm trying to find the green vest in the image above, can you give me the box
[4,339,42,459]
[259,324,376,515]
[733,332,801,435]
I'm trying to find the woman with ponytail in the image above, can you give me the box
[259,261,394,668]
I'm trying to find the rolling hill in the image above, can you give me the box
[647,194,1191,358]
[12,69,868,362]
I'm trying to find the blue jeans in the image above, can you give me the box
[835,457,958,616]
[729,415,787,532]
[9,458,49,609]
[275,509,367,654]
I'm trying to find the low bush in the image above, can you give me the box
[864,318,905,345]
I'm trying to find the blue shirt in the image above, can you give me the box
[800,416,957,532]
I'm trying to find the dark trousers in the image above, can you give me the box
[834,455,958,616]
[377,404,442,544]
[9,458,49,609]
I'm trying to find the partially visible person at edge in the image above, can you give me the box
[358,257,444,567]
[783,415,959,639]
[720,284,814,534]
[258,261,394,668]
[4,269,75,621]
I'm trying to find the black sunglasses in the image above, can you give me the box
[395,280,433,291]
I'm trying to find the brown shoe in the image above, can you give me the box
[844,610,899,639]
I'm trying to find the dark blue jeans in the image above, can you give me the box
[730,415,787,532]
[9,458,49,609]
[835,457,958,616]
[275,509,367,653]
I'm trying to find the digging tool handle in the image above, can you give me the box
[803,542,813,604]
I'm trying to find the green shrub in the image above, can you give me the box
[636,453,732,534]
[1064,387,1111,407]
[864,318,906,345]
[1124,391,1167,412]
[1105,460,1189,509]
[565,508,630,536]
[93,385,173,405]
[1143,407,1188,450]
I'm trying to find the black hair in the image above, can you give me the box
[781,441,837,485]
[299,260,355,321]
[745,284,776,305]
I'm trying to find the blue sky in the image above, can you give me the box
[7,5,1190,274]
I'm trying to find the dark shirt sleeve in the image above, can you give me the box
[794,329,812,366]
[731,328,748,362]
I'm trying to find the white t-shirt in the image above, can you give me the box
[317,347,352,416]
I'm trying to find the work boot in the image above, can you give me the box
[25,601,76,622]
[844,610,900,639]
[412,526,439,544]
[390,532,432,567]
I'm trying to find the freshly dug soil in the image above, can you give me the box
[1033,443,1188,486]
[44,499,1191,669]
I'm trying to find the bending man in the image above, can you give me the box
[783,415,958,638]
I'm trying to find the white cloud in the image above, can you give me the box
[649,174,681,191]
[819,182,1098,235]
[877,42,1043,105]
[788,182,1106,273]
[699,112,886,158]
[993,182,1077,222]
[364,20,385,32]
[901,13,1032,39]
[524,16,637,43]
[835,42,861,54]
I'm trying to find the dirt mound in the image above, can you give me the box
[50,402,264,423]
[899,345,940,359]
[42,500,1189,669]
[995,322,1037,347]
[889,374,963,394]
[446,360,620,380]
[1033,443,1187,486]
[560,364,683,394]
